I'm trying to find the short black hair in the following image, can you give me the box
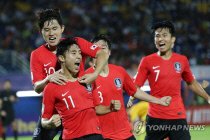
[91,34,111,49]
[36,8,63,30]
[151,20,175,36]
[56,37,78,57]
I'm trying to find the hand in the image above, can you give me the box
[48,70,68,85]
[127,96,135,108]
[78,72,98,84]
[49,114,61,128]
[159,96,172,106]
[110,100,121,111]
[201,80,209,89]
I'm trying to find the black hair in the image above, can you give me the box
[56,37,78,57]
[36,8,63,30]
[151,20,175,36]
[91,34,111,49]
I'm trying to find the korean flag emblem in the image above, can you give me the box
[114,78,122,88]
[174,62,181,72]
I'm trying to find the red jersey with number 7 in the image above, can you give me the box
[134,53,194,119]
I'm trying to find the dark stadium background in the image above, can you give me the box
[0,0,210,140]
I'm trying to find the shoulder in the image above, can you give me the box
[109,64,127,74]
[31,44,46,55]
[145,53,158,60]
[173,53,188,60]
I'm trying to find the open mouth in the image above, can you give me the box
[49,37,56,40]
[74,62,80,69]
[159,43,165,48]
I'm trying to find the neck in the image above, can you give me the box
[158,50,172,60]
[60,68,78,82]
[94,64,109,77]
[46,44,57,53]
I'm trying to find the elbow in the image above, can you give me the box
[34,85,42,94]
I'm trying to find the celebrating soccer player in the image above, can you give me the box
[30,8,108,140]
[132,20,210,140]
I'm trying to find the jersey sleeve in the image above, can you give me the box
[30,51,45,84]
[74,37,100,58]
[134,57,149,87]
[42,84,56,119]
[182,56,195,83]
[120,67,137,96]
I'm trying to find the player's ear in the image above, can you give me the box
[172,36,176,44]
[58,55,65,63]
[61,25,65,33]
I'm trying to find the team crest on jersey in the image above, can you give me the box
[114,78,122,89]
[174,62,182,72]
[90,45,98,50]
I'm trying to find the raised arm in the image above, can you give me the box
[187,80,210,104]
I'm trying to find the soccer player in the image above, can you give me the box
[41,38,103,140]
[87,34,172,140]
[30,9,108,140]
[132,20,210,140]
[0,80,18,140]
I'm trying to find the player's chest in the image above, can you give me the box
[148,60,184,77]
[95,74,124,95]
[55,83,93,101]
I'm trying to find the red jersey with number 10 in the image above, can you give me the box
[30,37,99,84]
[134,53,194,119]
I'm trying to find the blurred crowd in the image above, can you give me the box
[1,0,210,75]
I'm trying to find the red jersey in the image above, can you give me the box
[42,81,101,139]
[135,53,194,119]
[86,64,137,140]
[30,37,99,84]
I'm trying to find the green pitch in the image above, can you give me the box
[5,126,210,140]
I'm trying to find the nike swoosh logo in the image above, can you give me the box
[44,62,52,67]
[62,91,69,97]
[152,66,160,69]
[97,85,101,89]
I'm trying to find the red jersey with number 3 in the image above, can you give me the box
[134,53,194,119]
[42,81,101,139]
[86,64,137,140]
[30,37,99,84]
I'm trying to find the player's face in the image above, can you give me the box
[154,28,175,53]
[94,40,110,55]
[64,44,82,75]
[41,19,64,47]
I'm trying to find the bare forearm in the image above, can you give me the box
[94,50,109,75]
[133,89,161,104]
[34,77,49,93]
[188,80,210,101]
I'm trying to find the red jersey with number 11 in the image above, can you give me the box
[42,81,101,139]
